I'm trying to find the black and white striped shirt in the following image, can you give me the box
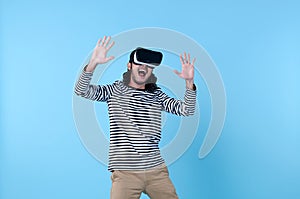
[75,70,196,171]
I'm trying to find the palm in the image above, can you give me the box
[179,63,194,80]
[174,52,195,81]
[91,36,115,64]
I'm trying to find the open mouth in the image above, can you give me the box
[138,69,147,77]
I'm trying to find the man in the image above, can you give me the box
[75,36,197,199]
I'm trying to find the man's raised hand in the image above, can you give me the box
[86,36,115,72]
[174,52,196,89]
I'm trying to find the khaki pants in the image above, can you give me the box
[110,166,179,199]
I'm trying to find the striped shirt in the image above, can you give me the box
[74,70,196,171]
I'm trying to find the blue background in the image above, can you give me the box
[1,0,300,198]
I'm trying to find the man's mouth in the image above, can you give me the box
[138,69,147,77]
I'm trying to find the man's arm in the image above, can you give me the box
[158,88,196,116]
[74,36,115,101]
[159,52,197,116]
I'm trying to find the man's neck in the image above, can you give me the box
[128,82,145,90]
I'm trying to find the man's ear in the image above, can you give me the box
[127,62,132,70]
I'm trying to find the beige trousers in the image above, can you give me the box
[110,165,179,199]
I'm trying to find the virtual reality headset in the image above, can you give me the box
[130,48,163,68]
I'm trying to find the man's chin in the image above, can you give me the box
[134,79,148,86]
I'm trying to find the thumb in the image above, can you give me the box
[106,56,115,62]
[173,69,181,76]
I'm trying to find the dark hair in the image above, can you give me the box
[122,67,159,93]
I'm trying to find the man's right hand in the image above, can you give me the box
[85,36,115,72]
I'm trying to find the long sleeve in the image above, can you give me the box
[74,70,112,102]
[157,86,197,116]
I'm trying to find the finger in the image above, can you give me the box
[173,69,181,76]
[184,52,187,63]
[192,57,196,65]
[107,41,115,50]
[103,36,111,47]
[188,53,191,63]
[101,36,106,46]
[179,54,184,65]
[107,56,115,61]
[97,39,102,47]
